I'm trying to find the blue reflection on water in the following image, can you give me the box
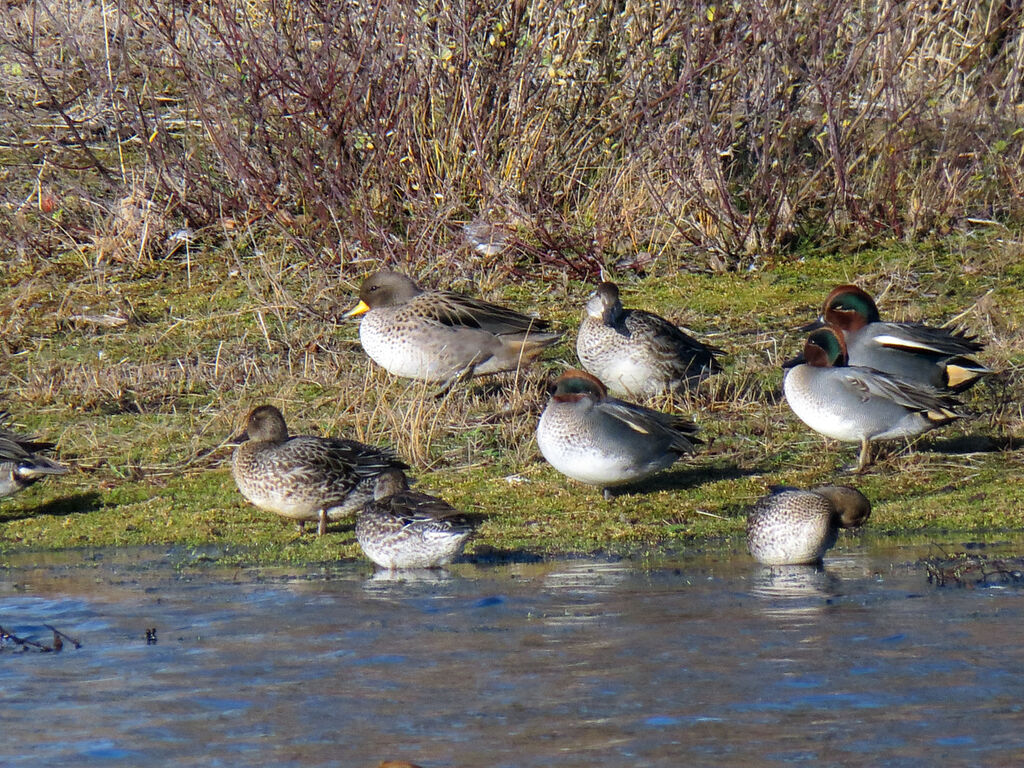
[3,542,1024,767]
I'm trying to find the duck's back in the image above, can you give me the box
[845,322,988,391]
[747,489,836,565]
[233,436,401,521]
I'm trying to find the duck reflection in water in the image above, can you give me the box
[749,564,846,622]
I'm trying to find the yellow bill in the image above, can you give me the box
[343,300,371,318]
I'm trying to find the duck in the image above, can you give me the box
[536,369,701,499]
[230,405,408,535]
[783,327,966,472]
[575,281,722,398]
[804,284,991,392]
[0,417,68,499]
[356,469,480,570]
[747,485,871,565]
[344,270,561,388]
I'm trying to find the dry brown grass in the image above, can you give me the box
[2,0,1023,277]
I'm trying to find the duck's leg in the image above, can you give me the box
[431,379,456,399]
[856,437,872,473]
[432,363,477,399]
[296,520,306,534]
[317,509,328,536]
[603,487,614,501]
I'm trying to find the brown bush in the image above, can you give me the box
[2,0,1022,272]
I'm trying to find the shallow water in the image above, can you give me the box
[3,537,1024,767]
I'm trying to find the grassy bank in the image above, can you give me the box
[1,237,1022,564]
[2,1,1023,564]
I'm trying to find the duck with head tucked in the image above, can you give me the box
[356,469,481,570]
[783,327,966,473]
[0,417,67,499]
[231,405,408,535]
[344,270,561,389]
[537,369,701,500]
[576,281,722,398]
[804,284,991,392]
[747,485,871,565]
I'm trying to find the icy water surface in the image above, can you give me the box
[3,538,1024,767]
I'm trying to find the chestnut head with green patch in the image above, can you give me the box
[549,369,608,403]
[822,285,881,330]
[783,327,849,370]
[803,327,849,368]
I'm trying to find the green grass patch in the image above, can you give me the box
[2,236,1022,565]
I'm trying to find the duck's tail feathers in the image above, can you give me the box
[924,404,968,426]
[18,456,69,479]
[943,358,993,393]
[506,332,563,362]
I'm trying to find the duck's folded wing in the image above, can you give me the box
[0,416,57,455]
[636,312,724,372]
[0,436,67,476]
[871,322,985,356]
[380,491,480,530]
[425,292,551,335]
[842,367,965,420]
[318,438,409,478]
[598,400,702,450]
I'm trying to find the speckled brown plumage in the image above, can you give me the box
[345,270,561,385]
[747,485,871,565]
[356,470,480,569]
[231,405,407,535]
[576,282,722,398]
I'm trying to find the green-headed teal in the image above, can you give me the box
[0,417,67,498]
[344,270,561,387]
[356,469,480,570]
[747,485,871,565]
[231,405,408,535]
[536,369,701,499]
[575,281,722,398]
[783,327,966,472]
[805,284,991,392]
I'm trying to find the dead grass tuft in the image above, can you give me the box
[3,1,1024,274]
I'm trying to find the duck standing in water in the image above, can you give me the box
[356,470,480,570]
[747,485,871,565]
